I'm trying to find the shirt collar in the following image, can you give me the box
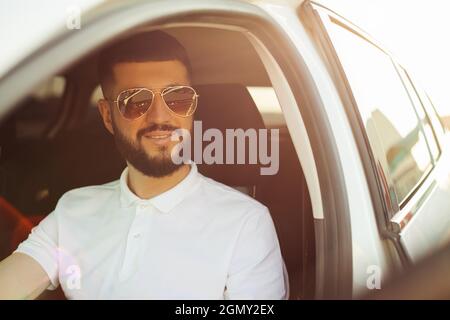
[119,161,200,213]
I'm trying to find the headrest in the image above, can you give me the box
[193,83,266,186]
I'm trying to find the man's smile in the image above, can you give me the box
[143,130,174,145]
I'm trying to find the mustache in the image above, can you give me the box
[137,123,179,139]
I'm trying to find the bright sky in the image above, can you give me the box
[321,0,450,117]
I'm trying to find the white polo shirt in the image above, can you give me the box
[15,162,286,299]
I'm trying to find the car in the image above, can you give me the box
[0,0,449,299]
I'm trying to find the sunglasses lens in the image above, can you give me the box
[117,89,153,120]
[163,86,197,116]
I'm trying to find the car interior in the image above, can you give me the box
[0,27,315,299]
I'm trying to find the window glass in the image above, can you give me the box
[399,69,440,161]
[247,86,284,127]
[90,85,103,107]
[14,76,65,139]
[328,22,433,204]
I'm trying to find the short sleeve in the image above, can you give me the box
[14,210,59,290]
[224,206,286,299]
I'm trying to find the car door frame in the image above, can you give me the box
[0,0,354,299]
[302,0,450,271]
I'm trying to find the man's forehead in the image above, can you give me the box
[112,60,190,90]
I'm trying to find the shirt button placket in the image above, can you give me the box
[119,204,148,281]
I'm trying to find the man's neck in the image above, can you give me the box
[126,164,191,200]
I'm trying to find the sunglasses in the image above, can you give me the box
[111,85,199,120]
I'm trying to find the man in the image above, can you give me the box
[0,31,286,299]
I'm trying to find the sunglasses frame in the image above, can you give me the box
[111,85,199,121]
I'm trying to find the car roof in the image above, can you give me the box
[0,0,105,78]
[0,0,313,78]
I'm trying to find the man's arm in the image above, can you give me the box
[0,252,50,300]
[0,205,60,299]
[225,206,286,299]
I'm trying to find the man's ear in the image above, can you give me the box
[97,99,115,135]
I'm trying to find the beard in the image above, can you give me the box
[112,120,183,178]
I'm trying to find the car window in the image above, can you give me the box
[247,86,284,127]
[3,76,65,141]
[90,85,103,106]
[398,68,441,162]
[327,21,434,205]
[0,75,67,224]
[421,92,449,134]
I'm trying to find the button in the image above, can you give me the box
[133,233,141,239]
[136,204,146,214]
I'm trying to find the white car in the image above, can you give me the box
[0,0,449,299]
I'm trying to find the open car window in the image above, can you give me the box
[0,23,316,300]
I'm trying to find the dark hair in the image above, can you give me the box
[98,31,192,99]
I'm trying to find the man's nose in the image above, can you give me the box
[145,92,172,123]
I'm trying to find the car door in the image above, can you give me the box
[394,69,450,263]
[1,0,356,299]
[305,1,450,269]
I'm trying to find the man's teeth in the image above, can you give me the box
[150,134,171,139]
